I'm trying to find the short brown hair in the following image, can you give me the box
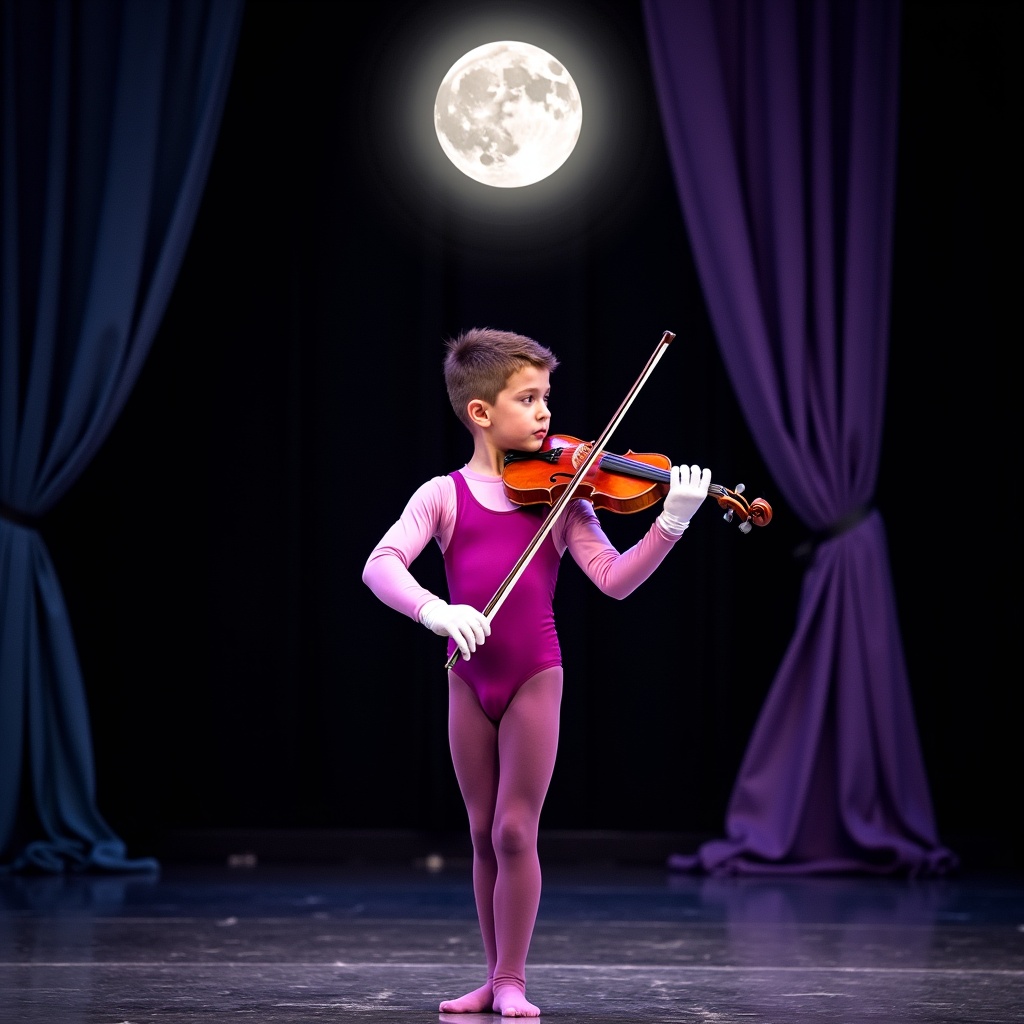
[443,327,559,428]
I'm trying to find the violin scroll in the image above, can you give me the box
[709,482,772,533]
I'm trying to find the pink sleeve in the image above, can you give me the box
[560,501,680,600]
[362,476,456,622]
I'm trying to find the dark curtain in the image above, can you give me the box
[0,0,243,873]
[643,0,955,874]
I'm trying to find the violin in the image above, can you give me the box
[503,434,772,533]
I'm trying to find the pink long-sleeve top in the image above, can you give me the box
[362,466,681,622]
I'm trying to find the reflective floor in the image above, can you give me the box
[2,858,1022,1023]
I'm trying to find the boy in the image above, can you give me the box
[363,327,709,1016]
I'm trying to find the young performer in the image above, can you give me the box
[363,327,710,1017]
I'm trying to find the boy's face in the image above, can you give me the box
[486,365,551,452]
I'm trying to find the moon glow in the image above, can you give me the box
[434,41,583,188]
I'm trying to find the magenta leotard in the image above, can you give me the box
[444,470,562,720]
[363,464,683,718]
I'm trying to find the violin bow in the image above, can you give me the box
[445,330,675,670]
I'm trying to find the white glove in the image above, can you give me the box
[419,599,490,661]
[658,464,712,536]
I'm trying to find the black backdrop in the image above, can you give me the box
[42,0,1021,868]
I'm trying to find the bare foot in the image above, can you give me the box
[492,984,540,1017]
[438,981,493,1013]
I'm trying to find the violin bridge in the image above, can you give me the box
[570,443,593,471]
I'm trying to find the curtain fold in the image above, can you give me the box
[1,0,244,873]
[643,0,955,875]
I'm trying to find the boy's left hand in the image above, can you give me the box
[659,464,712,534]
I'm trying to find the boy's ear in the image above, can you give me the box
[467,399,491,427]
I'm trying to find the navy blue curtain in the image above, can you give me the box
[643,0,956,874]
[0,0,243,872]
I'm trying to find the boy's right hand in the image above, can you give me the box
[419,599,490,661]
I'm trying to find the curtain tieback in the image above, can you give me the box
[0,501,39,529]
[792,505,873,565]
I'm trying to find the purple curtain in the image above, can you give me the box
[643,0,955,874]
[1,0,243,873]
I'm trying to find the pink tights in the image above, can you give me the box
[438,666,562,1018]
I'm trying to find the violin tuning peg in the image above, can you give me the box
[734,483,745,495]
[722,509,735,523]
[739,520,753,534]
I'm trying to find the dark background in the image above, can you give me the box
[41,0,1021,869]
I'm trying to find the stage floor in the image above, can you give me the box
[2,859,1022,1023]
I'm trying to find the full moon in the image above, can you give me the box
[434,41,583,188]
